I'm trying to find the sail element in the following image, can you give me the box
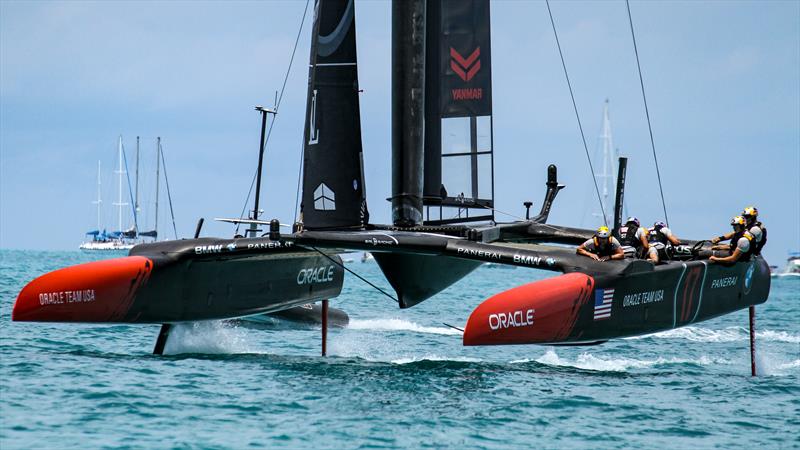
[301,0,369,230]
[423,0,494,225]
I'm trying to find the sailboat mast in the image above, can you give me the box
[593,100,614,219]
[602,100,613,209]
[135,136,140,216]
[112,135,128,233]
[154,137,160,240]
[93,160,102,231]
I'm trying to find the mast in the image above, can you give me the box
[112,136,128,233]
[250,106,276,237]
[135,136,140,216]
[594,100,615,221]
[154,137,161,239]
[92,160,102,231]
[391,0,426,227]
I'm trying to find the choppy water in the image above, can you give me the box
[1,250,798,448]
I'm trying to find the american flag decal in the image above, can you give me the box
[594,288,614,320]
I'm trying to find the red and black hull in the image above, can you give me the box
[13,237,344,324]
[463,256,770,345]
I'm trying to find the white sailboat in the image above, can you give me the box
[80,136,136,251]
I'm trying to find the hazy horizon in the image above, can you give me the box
[2,0,798,266]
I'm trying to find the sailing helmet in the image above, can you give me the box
[626,217,640,227]
[731,216,746,230]
[653,221,667,230]
[596,226,611,239]
[742,206,758,220]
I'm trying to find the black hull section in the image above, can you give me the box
[463,257,770,345]
[582,257,771,342]
[374,253,481,308]
[130,251,344,323]
[13,237,344,324]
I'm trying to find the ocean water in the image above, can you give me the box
[1,250,798,449]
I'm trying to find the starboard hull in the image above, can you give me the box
[463,256,770,345]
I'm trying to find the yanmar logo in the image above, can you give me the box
[450,47,480,81]
[450,47,483,102]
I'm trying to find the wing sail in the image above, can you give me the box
[301,0,369,230]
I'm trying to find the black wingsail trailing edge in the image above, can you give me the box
[423,0,494,225]
[301,0,369,230]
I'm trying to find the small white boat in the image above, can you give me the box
[79,239,134,251]
[771,252,800,278]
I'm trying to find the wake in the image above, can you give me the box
[346,318,461,336]
[162,321,260,355]
[627,326,799,343]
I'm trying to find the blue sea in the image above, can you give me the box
[1,250,798,449]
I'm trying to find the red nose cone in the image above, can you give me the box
[12,256,153,323]
[463,273,594,346]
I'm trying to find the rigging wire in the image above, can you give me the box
[477,203,526,222]
[625,0,669,227]
[308,246,400,304]
[120,142,139,233]
[159,140,179,239]
[545,0,608,228]
[235,0,312,234]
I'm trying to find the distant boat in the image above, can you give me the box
[772,252,800,278]
[80,136,176,251]
[80,137,136,251]
[361,252,374,263]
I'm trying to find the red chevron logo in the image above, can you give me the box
[450,47,481,82]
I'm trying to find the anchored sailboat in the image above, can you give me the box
[80,136,177,250]
[80,136,136,251]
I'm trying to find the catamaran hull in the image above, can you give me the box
[463,257,770,345]
[13,241,344,324]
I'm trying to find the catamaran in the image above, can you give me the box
[14,0,770,374]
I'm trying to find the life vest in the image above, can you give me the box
[732,231,756,262]
[592,237,616,257]
[647,227,668,245]
[617,225,642,249]
[753,221,767,255]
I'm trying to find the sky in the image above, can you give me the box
[1,0,798,266]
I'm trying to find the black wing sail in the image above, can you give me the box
[423,0,494,225]
[301,0,369,230]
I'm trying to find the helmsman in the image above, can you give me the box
[712,206,766,255]
[646,221,681,264]
[710,216,756,264]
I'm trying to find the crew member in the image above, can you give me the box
[710,216,755,263]
[615,216,649,258]
[647,221,681,263]
[711,206,766,254]
[577,226,625,261]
